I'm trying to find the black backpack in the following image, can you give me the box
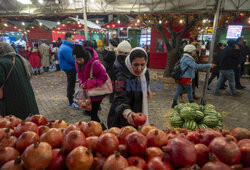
[171,60,189,81]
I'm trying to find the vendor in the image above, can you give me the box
[107,47,152,128]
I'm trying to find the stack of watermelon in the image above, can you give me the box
[170,103,223,130]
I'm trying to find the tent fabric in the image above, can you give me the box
[69,17,101,29]
[35,19,57,30]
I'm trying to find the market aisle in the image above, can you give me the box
[31,70,250,130]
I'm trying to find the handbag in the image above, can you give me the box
[87,60,113,97]
[0,56,15,99]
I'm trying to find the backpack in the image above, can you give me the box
[171,60,189,81]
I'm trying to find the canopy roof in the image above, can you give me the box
[0,0,249,16]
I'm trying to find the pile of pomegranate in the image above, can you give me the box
[0,114,249,170]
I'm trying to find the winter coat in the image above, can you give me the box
[103,48,116,81]
[107,55,150,128]
[39,43,50,67]
[58,40,75,72]
[219,47,241,70]
[29,49,41,68]
[75,47,108,102]
[0,54,39,119]
[180,54,210,79]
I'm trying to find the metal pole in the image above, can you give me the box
[201,0,222,105]
[83,0,88,40]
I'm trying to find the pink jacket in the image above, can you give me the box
[75,47,108,102]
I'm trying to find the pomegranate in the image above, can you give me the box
[103,152,129,170]
[63,124,80,135]
[63,130,86,153]
[96,133,119,157]
[209,137,241,165]
[127,156,146,169]
[26,115,48,126]
[194,144,209,166]
[47,148,67,170]
[118,144,128,158]
[123,166,142,170]
[146,156,174,170]
[86,136,98,154]
[202,160,231,170]
[91,154,106,170]
[239,143,250,167]
[0,156,23,170]
[118,126,137,144]
[14,121,38,137]
[66,146,93,170]
[231,128,250,141]
[0,118,13,129]
[200,129,222,146]
[147,129,168,147]
[0,128,13,141]
[40,128,64,148]
[82,121,102,137]
[21,142,52,169]
[132,113,147,126]
[139,124,157,136]
[5,115,22,127]
[226,135,237,143]
[16,131,40,152]
[0,134,17,147]
[53,120,68,129]
[38,125,50,136]
[185,131,201,144]
[125,132,147,156]
[0,147,19,166]
[238,139,250,147]
[74,121,87,132]
[231,164,244,170]
[108,127,121,136]
[145,147,164,162]
[165,137,197,168]
[178,164,200,170]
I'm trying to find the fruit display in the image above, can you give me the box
[171,103,224,130]
[0,114,249,170]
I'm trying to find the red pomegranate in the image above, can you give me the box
[21,142,52,169]
[194,144,209,166]
[82,121,102,137]
[74,121,87,132]
[86,136,98,153]
[139,124,157,136]
[96,133,119,157]
[200,129,222,146]
[125,132,147,156]
[53,120,68,129]
[226,135,237,143]
[14,121,38,137]
[0,128,13,141]
[202,160,232,170]
[108,127,121,136]
[239,143,250,167]
[127,156,146,169]
[102,152,129,170]
[185,131,201,144]
[231,128,250,141]
[146,129,168,147]
[0,134,17,147]
[0,118,13,129]
[40,128,64,148]
[38,125,50,136]
[0,147,19,166]
[118,144,128,158]
[146,156,174,170]
[63,124,80,135]
[91,154,106,170]
[66,146,93,170]
[118,126,137,144]
[209,137,241,165]
[123,166,143,170]
[63,130,86,153]
[238,139,250,147]
[165,137,197,168]
[16,131,40,152]
[145,147,164,162]
[5,115,22,127]
[26,115,48,126]
[47,148,67,170]
[178,164,200,170]
[0,156,23,170]
[132,113,147,126]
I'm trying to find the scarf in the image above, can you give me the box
[125,47,149,125]
[183,53,195,60]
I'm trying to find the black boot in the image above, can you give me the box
[171,100,178,108]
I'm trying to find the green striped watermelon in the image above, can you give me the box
[214,121,223,129]
[180,107,196,121]
[204,104,215,111]
[200,105,205,112]
[217,112,223,121]
[203,115,219,128]
[174,103,185,113]
[198,123,208,129]
[204,109,218,116]
[183,120,198,130]
[189,103,200,111]
[170,116,184,127]
[195,110,204,122]
[171,111,180,118]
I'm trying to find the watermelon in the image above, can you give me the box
[180,107,196,121]
[170,116,184,127]
[204,104,215,110]
[203,109,218,116]
[203,115,219,128]
[171,111,180,119]
[189,103,200,111]
[183,120,198,130]
[215,121,223,129]
[217,112,223,121]
[174,103,185,113]
[198,123,208,129]
[200,105,205,112]
[195,110,204,122]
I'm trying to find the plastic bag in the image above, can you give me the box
[74,88,92,111]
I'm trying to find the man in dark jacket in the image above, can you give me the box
[58,32,79,109]
[214,40,241,96]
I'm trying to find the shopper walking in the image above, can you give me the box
[39,41,51,73]
[52,42,60,71]
[0,42,39,119]
[58,32,79,109]
[29,43,41,75]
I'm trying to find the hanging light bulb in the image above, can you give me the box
[159,20,162,24]
[179,19,183,23]
[22,22,25,25]
[39,22,42,26]
[4,23,8,27]
[148,20,151,23]
[69,0,73,4]
[117,20,120,24]
[57,21,60,25]
[203,19,206,23]
[96,20,99,24]
[137,19,140,23]
[38,0,43,4]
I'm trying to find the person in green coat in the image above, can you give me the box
[0,42,39,119]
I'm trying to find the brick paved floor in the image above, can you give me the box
[31,70,250,130]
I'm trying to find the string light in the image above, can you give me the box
[203,19,207,23]
[39,22,42,26]
[117,20,120,24]
[179,19,183,23]
[96,20,99,24]
[4,23,8,27]
[57,21,60,25]
[69,0,73,4]
[137,19,140,23]
[159,20,162,24]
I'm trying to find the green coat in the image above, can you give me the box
[0,55,39,119]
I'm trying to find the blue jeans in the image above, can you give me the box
[174,83,193,102]
[215,70,236,94]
